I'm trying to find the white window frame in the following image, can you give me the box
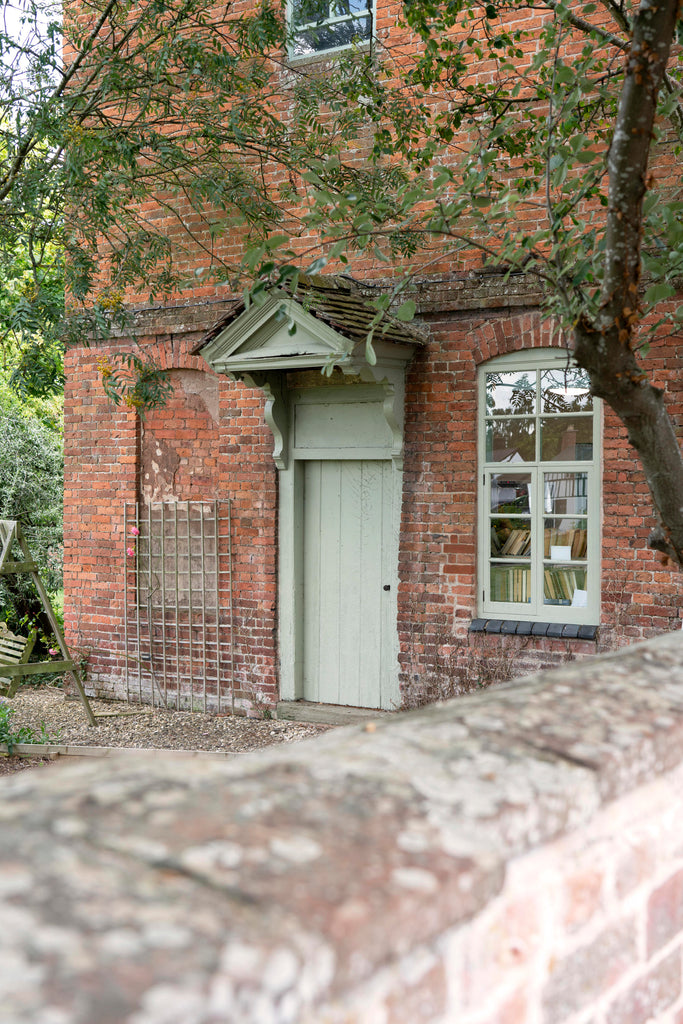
[286,0,372,59]
[478,349,601,625]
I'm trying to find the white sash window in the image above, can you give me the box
[288,0,372,57]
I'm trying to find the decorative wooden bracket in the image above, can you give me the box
[241,372,289,470]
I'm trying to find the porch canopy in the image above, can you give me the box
[195,275,427,469]
[196,274,426,377]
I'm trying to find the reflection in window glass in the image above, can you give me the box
[481,357,597,621]
[486,372,536,416]
[541,369,592,413]
[486,418,535,462]
[543,473,588,515]
[290,0,371,55]
[490,473,531,513]
[541,416,593,461]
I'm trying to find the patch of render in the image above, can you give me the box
[175,369,220,423]
[140,432,181,504]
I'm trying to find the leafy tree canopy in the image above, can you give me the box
[2,0,683,558]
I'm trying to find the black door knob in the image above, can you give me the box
[383,585,391,591]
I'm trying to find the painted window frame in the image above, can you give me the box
[286,0,373,59]
[478,349,601,625]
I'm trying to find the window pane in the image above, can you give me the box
[541,416,592,461]
[490,563,531,603]
[333,0,368,13]
[541,369,592,413]
[486,372,536,416]
[543,472,588,515]
[291,13,371,53]
[543,566,587,606]
[291,0,330,26]
[543,519,587,560]
[486,418,535,462]
[491,517,531,558]
[490,472,531,513]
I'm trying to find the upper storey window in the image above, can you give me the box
[288,0,372,58]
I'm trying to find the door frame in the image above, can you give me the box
[278,377,406,708]
[197,291,418,709]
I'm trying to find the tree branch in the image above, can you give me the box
[572,0,683,563]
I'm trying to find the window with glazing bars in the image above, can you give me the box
[478,351,600,623]
[288,0,372,57]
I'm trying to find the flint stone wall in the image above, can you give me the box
[3,631,683,1023]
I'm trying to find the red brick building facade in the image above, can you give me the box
[63,268,683,715]
[62,6,683,716]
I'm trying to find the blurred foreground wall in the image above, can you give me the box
[3,631,683,1023]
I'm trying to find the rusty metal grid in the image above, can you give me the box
[123,500,234,713]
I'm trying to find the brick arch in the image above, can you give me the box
[152,332,214,374]
[470,311,568,366]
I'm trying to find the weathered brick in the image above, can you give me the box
[563,865,604,932]
[606,950,681,1024]
[463,896,541,1008]
[542,923,638,1024]
[385,959,448,1023]
[648,870,683,956]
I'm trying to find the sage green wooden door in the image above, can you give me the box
[302,459,396,708]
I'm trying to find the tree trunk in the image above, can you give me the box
[573,320,683,564]
[572,0,683,566]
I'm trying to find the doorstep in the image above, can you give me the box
[276,700,396,726]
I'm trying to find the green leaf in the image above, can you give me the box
[643,282,677,305]
[395,299,416,321]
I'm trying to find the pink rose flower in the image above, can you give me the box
[127,547,135,557]
[49,648,58,657]
[130,526,140,536]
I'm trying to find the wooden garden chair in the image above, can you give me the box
[0,626,38,698]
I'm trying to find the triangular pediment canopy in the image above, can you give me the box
[196,276,427,471]
[200,292,353,374]
[196,276,426,377]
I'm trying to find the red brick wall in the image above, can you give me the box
[63,344,138,690]
[9,631,683,1022]
[408,755,683,1024]
[61,0,683,713]
[64,316,280,712]
[396,305,682,707]
[63,295,683,712]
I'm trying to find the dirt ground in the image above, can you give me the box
[0,686,333,776]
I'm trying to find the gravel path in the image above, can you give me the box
[0,686,333,775]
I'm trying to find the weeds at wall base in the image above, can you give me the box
[0,700,57,754]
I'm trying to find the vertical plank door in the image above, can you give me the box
[303,459,395,708]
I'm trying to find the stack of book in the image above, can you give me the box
[490,565,531,602]
[498,528,531,557]
[543,567,586,602]
[544,527,587,559]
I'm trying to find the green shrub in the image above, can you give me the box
[0,405,63,643]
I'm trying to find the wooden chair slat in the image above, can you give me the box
[0,628,38,697]
[0,639,25,655]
